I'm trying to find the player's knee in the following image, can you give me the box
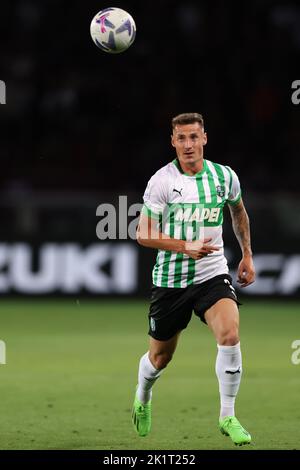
[151,352,173,370]
[218,327,239,346]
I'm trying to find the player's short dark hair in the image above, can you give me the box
[172,113,204,130]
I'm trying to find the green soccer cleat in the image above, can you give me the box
[132,394,151,437]
[219,416,251,446]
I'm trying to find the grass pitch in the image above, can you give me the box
[0,298,299,450]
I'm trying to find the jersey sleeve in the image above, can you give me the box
[226,166,242,205]
[141,173,168,220]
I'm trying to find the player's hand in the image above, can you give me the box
[184,238,219,260]
[237,255,255,287]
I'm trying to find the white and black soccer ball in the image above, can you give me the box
[90,7,136,54]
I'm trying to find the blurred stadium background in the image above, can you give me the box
[0,0,300,450]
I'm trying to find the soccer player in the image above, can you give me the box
[132,113,255,446]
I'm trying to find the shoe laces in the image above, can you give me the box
[225,416,241,429]
[137,403,149,416]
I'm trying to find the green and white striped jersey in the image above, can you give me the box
[142,158,241,288]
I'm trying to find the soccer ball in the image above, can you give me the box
[90,7,136,54]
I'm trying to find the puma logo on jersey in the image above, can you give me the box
[175,207,220,223]
[173,188,183,197]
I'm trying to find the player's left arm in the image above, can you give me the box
[228,199,255,288]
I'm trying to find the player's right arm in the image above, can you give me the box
[136,212,218,260]
[139,170,218,259]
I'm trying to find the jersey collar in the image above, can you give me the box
[172,158,207,177]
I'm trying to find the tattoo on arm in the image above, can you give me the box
[229,201,252,256]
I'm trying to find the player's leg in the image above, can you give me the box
[205,298,241,418]
[132,332,180,437]
[132,284,193,437]
[204,298,251,445]
[139,333,181,402]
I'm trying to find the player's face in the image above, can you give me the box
[171,123,207,168]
